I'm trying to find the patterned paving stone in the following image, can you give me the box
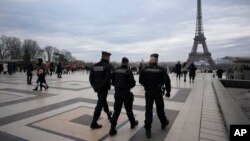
[0,72,229,141]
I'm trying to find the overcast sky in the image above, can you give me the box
[1,0,250,62]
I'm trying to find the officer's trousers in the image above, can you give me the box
[144,90,168,130]
[111,91,136,129]
[92,90,111,123]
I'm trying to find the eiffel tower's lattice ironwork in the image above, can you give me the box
[187,0,215,69]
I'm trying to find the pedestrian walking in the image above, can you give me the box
[26,60,33,85]
[175,61,182,80]
[49,62,54,75]
[57,61,62,78]
[216,67,224,79]
[188,63,197,83]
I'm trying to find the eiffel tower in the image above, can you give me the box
[187,0,215,69]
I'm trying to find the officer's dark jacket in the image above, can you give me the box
[139,63,171,92]
[112,65,135,90]
[89,59,112,91]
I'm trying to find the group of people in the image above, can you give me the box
[22,51,229,139]
[46,61,63,78]
[25,58,63,91]
[89,51,171,138]
[0,62,15,75]
[175,61,227,81]
[174,61,197,83]
[25,58,67,91]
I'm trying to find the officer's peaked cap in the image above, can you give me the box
[150,53,159,59]
[102,51,111,56]
[122,57,129,63]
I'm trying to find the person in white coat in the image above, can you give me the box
[3,63,8,74]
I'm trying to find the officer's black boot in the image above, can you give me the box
[146,130,151,138]
[131,120,139,129]
[161,119,169,130]
[109,119,117,136]
[91,112,102,129]
[109,128,117,136]
[90,122,102,129]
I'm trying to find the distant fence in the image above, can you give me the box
[0,59,23,63]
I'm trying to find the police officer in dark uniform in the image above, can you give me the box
[109,57,139,136]
[89,51,113,129]
[139,53,171,138]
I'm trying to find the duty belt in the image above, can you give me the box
[115,87,130,92]
[145,86,162,91]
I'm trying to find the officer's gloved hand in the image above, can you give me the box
[165,91,171,97]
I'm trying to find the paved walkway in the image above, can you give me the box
[0,72,228,141]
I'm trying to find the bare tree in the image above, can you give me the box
[44,46,55,62]
[1,35,77,64]
[52,47,60,62]
[5,37,22,59]
[22,39,41,61]
[61,50,75,62]
[37,49,46,61]
[53,49,75,64]
[0,35,9,59]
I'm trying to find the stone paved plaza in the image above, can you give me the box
[0,72,229,141]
